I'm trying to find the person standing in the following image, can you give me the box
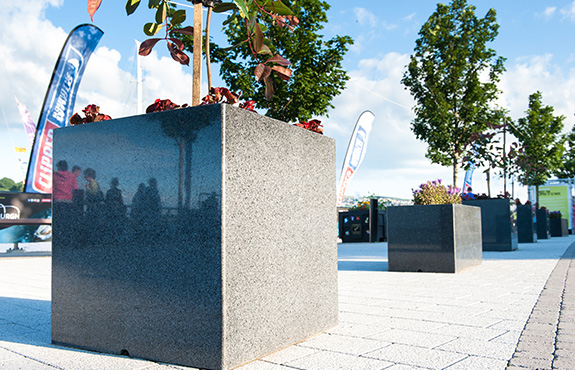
[53,160,78,202]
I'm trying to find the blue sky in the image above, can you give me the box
[1,0,575,200]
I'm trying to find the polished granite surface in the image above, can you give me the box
[387,204,482,273]
[52,104,337,369]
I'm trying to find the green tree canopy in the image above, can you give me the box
[0,177,23,192]
[401,0,506,186]
[510,91,565,200]
[210,0,353,123]
[554,125,575,179]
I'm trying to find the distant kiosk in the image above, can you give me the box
[529,179,574,233]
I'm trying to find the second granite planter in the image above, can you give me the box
[387,204,482,273]
[517,205,536,243]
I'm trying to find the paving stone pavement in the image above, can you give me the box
[0,237,574,370]
[506,241,575,370]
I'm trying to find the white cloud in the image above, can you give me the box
[543,6,557,18]
[354,7,379,28]
[498,54,575,131]
[561,1,575,21]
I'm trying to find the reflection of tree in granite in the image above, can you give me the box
[159,108,211,212]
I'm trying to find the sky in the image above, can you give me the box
[1,0,574,201]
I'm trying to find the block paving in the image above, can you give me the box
[1,236,574,369]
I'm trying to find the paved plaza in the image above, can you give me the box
[1,237,574,369]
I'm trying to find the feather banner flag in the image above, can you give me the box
[336,111,375,207]
[24,24,103,194]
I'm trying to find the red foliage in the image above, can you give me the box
[294,119,323,135]
[70,104,111,125]
[145,99,188,113]
[201,87,256,112]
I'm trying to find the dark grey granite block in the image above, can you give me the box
[51,104,338,370]
[536,209,550,239]
[387,204,482,273]
[462,199,518,251]
[517,205,536,243]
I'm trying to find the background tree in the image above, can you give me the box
[401,0,506,186]
[208,0,353,123]
[554,125,575,179]
[510,91,565,203]
[0,177,23,192]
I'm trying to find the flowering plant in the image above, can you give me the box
[348,200,370,211]
[412,179,461,205]
[549,211,562,219]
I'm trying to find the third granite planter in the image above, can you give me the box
[550,217,569,237]
[462,198,518,251]
[387,204,482,273]
[536,209,550,239]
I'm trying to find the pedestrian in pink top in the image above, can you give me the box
[53,160,78,201]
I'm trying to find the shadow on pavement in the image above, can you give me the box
[0,297,51,346]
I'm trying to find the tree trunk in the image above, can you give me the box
[486,170,491,198]
[452,156,459,188]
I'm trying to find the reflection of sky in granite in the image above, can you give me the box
[53,108,221,210]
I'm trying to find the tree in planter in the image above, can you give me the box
[205,0,353,123]
[461,108,520,197]
[88,0,298,105]
[554,125,575,179]
[401,0,506,186]
[509,91,565,203]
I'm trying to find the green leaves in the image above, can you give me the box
[155,1,168,23]
[232,0,250,18]
[171,9,186,25]
[513,91,566,187]
[401,0,505,185]
[125,0,141,15]
[143,22,163,36]
[213,2,238,13]
[211,0,352,121]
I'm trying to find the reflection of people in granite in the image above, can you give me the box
[53,160,78,202]
[53,160,79,245]
[145,178,161,215]
[131,183,147,224]
[106,178,125,211]
[84,168,103,208]
[83,168,105,241]
[70,165,85,214]
[105,177,126,240]
[145,178,162,235]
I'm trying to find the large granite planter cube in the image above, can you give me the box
[387,204,482,273]
[517,205,536,243]
[550,218,569,237]
[536,209,550,239]
[463,199,518,251]
[51,104,338,370]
